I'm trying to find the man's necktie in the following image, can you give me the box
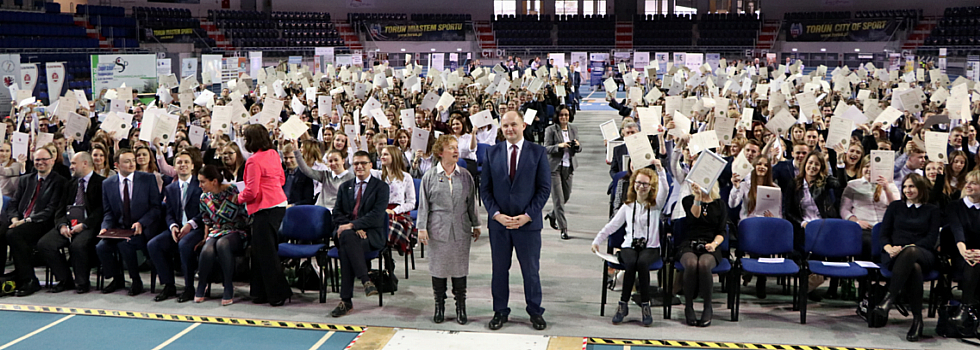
[123,178,132,227]
[352,182,364,219]
[23,178,43,218]
[180,182,188,226]
[74,178,86,206]
[509,145,517,181]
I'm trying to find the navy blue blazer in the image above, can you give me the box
[479,139,552,232]
[163,177,203,230]
[101,171,163,237]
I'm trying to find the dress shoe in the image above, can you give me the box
[75,283,90,294]
[102,279,124,294]
[269,296,290,307]
[14,279,41,297]
[48,280,75,294]
[330,301,352,317]
[698,304,713,327]
[488,313,508,330]
[177,289,195,303]
[530,314,547,330]
[906,318,923,342]
[127,282,144,296]
[611,301,628,324]
[154,284,177,302]
[560,229,569,240]
[872,292,895,323]
[545,214,558,230]
[684,305,698,326]
[363,281,378,296]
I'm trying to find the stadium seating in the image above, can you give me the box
[493,14,553,47]
[633,14,694,47]
[556,14,614,47]
[0,10,98,49]
[134,6,212,49]
[783,11,849,20]
[77,5,138,48]
[697,13,759,47]
[209,10,343,48]
[925,6,980,47]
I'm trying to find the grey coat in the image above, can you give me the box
[544,123,580,172]
[417,161,480,278]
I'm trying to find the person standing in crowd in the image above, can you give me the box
[417,135,480,325]
[591,164,668,326]
[329,151,389,317]
[544,106,580,240]
[874,173,940,342]
[480,111,551,331]
[147,151,203,302]
[97,149,162,296]
[237,124,293,306]
[37,152,104,294]
[195,164,249,306]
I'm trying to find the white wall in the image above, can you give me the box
[271,0,494,21]
[761,0,975,19]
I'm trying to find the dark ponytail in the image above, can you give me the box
[200,164,234,183]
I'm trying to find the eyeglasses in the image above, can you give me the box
[34,157,52,162]
[221,152,236,156]
[352,161,371,166]
[635,182,651,188]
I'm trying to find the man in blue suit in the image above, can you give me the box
[480,111,552,331]
[97,149,163,296]
[147,151,203,302]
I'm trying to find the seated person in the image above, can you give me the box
[147,151,204,302]
[194,165,249,305]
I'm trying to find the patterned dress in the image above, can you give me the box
[200,185,249,242]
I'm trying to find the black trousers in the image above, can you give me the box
[249,207,292,302]
[37,226,98,286]
[959,257,980,305]
[6,221,55,283]
[336,229,372,301]
[617,247,661,303]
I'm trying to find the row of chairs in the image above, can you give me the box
[86,15,137,28]
[855,9,920,19]
[555,14,614,22]
[924,36,980,46]
[699,29,758,39]
[634,20,695,31]
[224,29,279,39]
[348,12,408,23]
[0,37,99,49]
[278,22,335,30]
[945,7,980,18]
[699,13,760,21]
[409,13,470,22]
[697,37,755,47]
[556,38,615,46]
[634,14,696,22]
[272,11,331,22]
[132,7,191,19]
[208,10,267,21]
[214,19,277,30]
[493,14,552,22]
[282,30,340,39]
[784,11,849,20]
[556,22,615,31]
[556,29,614,39]
[492,21,551,31]
[699,20,759,31]
[231,38,345,48]
[140,18,201,31]
[0,10,74,25]
[75,4,124,18]
[0,24,86,37]
[493,29,550,39]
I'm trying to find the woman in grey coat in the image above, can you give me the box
[418,134,481,325]
[543,106,580,239]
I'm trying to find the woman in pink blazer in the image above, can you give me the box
[238,124,292,306]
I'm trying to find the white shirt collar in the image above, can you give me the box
[507,139,523,151]
[333,169,349,179]
[906,201,922,208]
[80,171,93,183]
[437,160,459,175]
[964,197,980,210]
[121,172,134,183]
[356,175,371,185]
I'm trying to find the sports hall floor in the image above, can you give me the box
[0,86,969,349]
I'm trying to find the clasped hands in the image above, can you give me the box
[961,248,980,266]
[337,223,367,239]
[883,244,914,258]
[494,214,530,230]
[59,224,84,238]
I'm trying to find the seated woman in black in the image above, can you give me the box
[949,170,980,326]
[678,182,727,327]
[873,173,940,342]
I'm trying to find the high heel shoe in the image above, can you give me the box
[684,306,697,326]
[906,318,923,342]
[872,292,895,325]
[698,304,713,327]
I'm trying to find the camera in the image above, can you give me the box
[631,237,647,250]
[691,240,708,253]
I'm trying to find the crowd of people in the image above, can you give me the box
[1,53,978,341]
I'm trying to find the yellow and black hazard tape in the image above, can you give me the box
[0,303,364,332]
[588,337,895,350]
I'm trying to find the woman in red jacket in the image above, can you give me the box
[238,124,293,306]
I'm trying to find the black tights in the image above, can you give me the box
[680,252,716,313]
[961,260,980,305]
[618,248,661,303]
[888,247,930,319]
[196,234,243,300]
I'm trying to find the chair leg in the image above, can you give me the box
[664,266,673,320]
[404,251,409,280]
[420,243,424,258]
[410,246,416,270]
[319,256,326,303]
[799,270,808,324]
[377,253,384,307]
[927,280,937,318]
[600,264,608,317]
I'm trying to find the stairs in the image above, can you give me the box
[200,19,233,50]
[615,21,632,49]
[336,20,363,51]
[901,18,938,51]
[474,20,496,50]
[756,19,780,50]
[74,16,111,49]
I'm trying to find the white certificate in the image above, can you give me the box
[755,186,782,218]
[318,96,332,117]
[11,132,29,160]
[603,77,618,93]
[714,117,737,145]
[263,97,284,117]
[600,119,620,141]
[100,111,133,137]
[211,106,232,134]
[629,86,643,103]
[924,131,949,163]
[624,133,655,165]
[152,114,179,145]
[400,109,416,130]
[897,89,923,114]
[194,90,215,107]
[369,108,391,128]
[796,92,819,122]
[731,151,753,178]
[524,109,538,125]
[873,106,902,127]
[869,150,895,183]
[279,115,310,140]
[528,78,544,94]
[740,107,754,128]
[362,96,382,113]
[420,92,440,111]
[64,112,89,140]
[688,130,719,155]
[840,105,868,124]
[411,128,430,152]
[36,133,54,150]
[436,92,455,111]
[644,87,663,104]
[290,95,306,115]
[826,116,854,149]
[636,107,661,133]
[669,111,691,138]
[469,109,493,128]
[766,109,796,135]
[687,150,727,193]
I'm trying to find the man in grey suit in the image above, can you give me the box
[543,106,580,239]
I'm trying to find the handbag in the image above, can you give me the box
[368,269,398,293]
[936,302,978,338]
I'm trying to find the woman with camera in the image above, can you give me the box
[677,181,727,327]
[545,106,581,240]
[591,162,668,326]
[945,170,980,331]
[874,173,940,342]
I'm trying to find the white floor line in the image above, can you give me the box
[150,322,201,350]
[308,331,335,350]
[623,346,631,350]
[0,314,74,350]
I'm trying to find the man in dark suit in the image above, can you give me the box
[608,123,640,178]
[0,148,67,296]
[37,152,104,294]
[480,111,552,331]
[147,151,203,302]
[97,149,163,296]
[328,151,389,318]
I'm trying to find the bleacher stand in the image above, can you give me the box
[925,6,980,47]
[783,11,850,20]
[493,14,552,47]
[633,14,694,47]
[209,10,343,48]
[698,13,759,47]
[556,14,614,47]
[0,8,98,49]
[77,5,138,48]
[134,7,213,49]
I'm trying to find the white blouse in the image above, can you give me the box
[593,168,669,249]
[455,134,477,161]
[371,169,416,214]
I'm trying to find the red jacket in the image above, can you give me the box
[238,149,287,215]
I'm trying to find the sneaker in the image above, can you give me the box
[363,281,378,296]
[641,302,653,326]
[329,302,352,317]
[611,301,628,324]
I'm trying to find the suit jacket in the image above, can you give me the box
[55,172,105,230]
[333,176,390,251]
[164,177,203,230]
[479,139,551,231]
[609,144,629,178]
[5,171,67,224]
[101,171,163,237]
[543,124,580,172]
[284,168,315,205]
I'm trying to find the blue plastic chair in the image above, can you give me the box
[734,217,801,322]
[476,143,491,174]
[666,218,734,320]
[327,215,391,306]
[869,223,941,323]
[278,205,332,303]
[599,222,664,317]
[800,219,868,324]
